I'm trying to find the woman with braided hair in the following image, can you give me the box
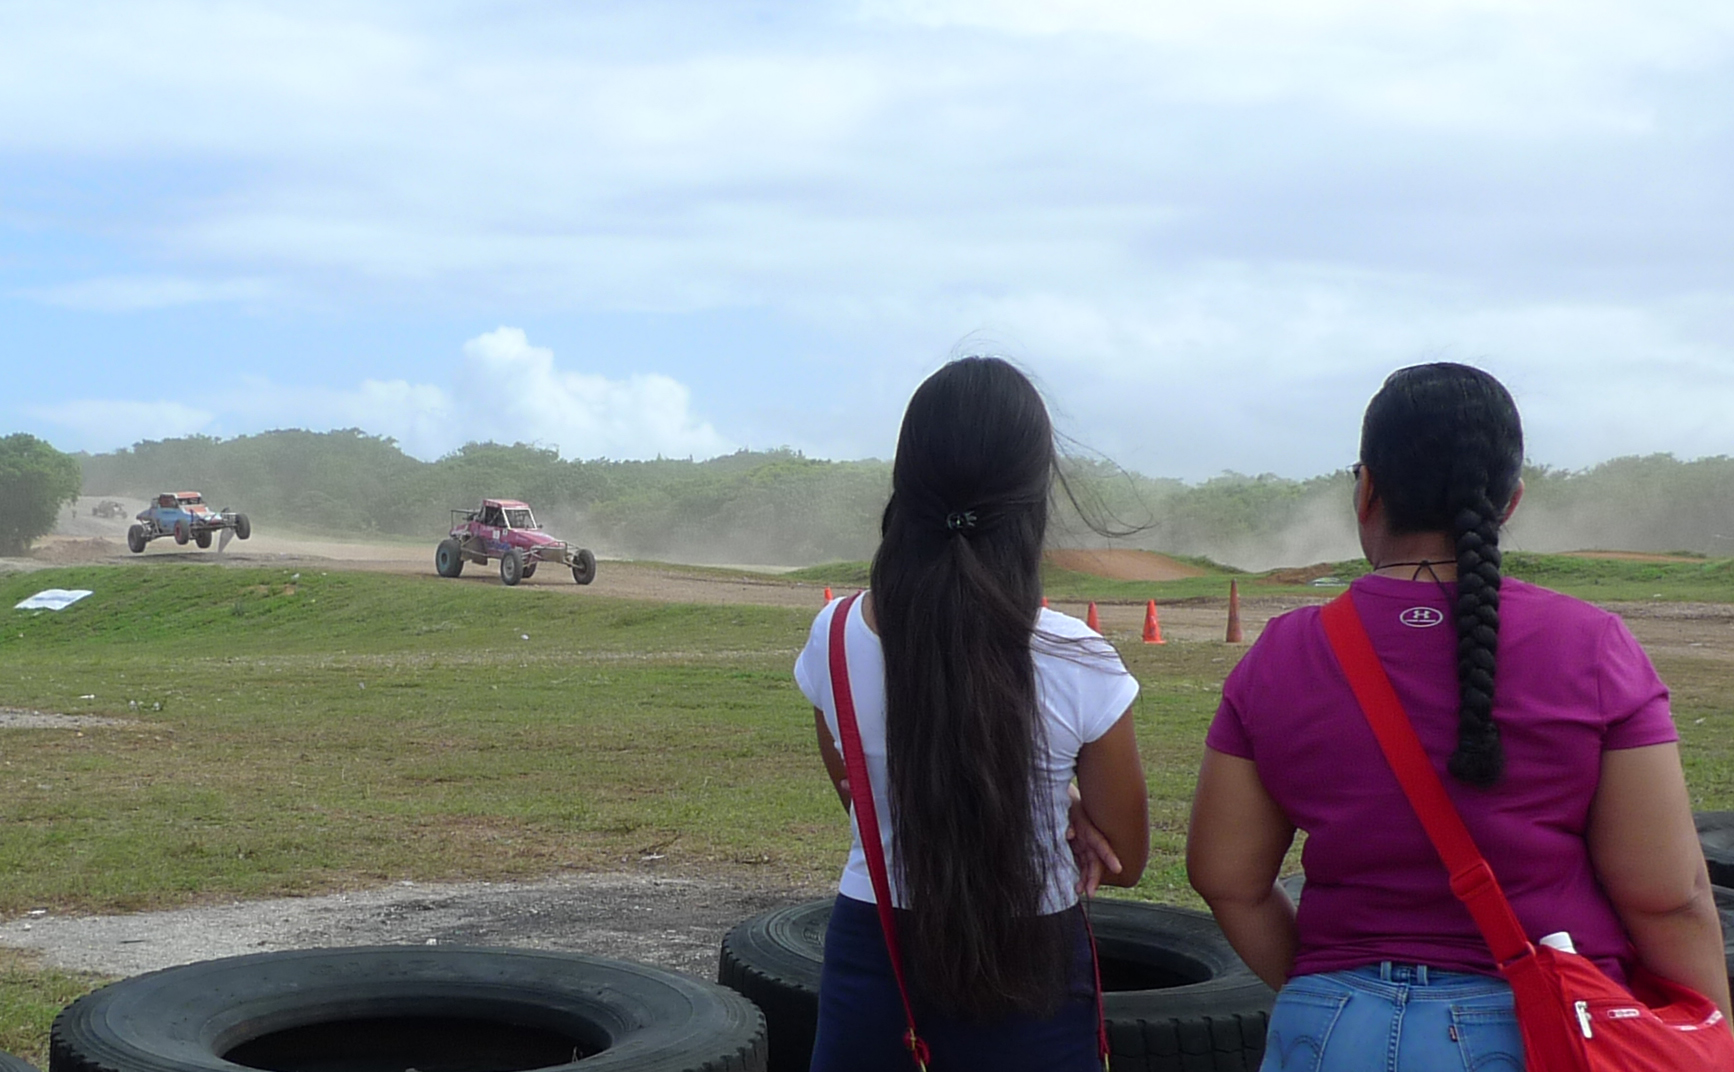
[1186,363,1729,1070]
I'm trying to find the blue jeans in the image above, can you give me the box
[809,894,1101,1071]
[1261,963,1523,1072]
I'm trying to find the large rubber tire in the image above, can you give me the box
[435,538,465,578]
[194,529,211,549]
[126,525,146,554]
[0,1050,40,1072]
[717,898,1272,1072]
[173,521,189,546]
[521,562,537,579]
[500,548,524,586]
[573,548,597,585]
[234,513,251,541]
[1698,813,1734,887]
[51,946,765,1072]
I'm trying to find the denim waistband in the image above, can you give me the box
[1295,962,1510,1001]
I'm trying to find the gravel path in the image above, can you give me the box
[0,873,818,981]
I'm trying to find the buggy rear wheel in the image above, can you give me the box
[173,521,189,545]
[435,539,465,578]
[500,549,525,586]
[573,548,597,585]
[521,562,537,579]
[127,525,147,554]
[195,529,211,549]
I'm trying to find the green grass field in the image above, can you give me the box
[3,558,1733,1064]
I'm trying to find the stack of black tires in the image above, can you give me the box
[28,816,1734,1072]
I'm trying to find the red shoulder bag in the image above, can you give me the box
[826,592,1111,1071]
[1320,592,1734,1072]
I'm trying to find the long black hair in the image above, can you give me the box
[1360,362,1523,787]
[870,356,1066,1019]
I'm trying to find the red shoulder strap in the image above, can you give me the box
[828,593,931,1070]
[1318,593,1534,967]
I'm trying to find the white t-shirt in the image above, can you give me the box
[793,596,1139,914]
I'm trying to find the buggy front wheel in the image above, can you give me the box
[435,538,464,578]
[572,548,597,585]
[500,548,525,586]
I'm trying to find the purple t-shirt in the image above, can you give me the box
[1207,575,1676,982]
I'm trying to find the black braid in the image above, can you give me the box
[1449,483,1505,785]
[1360,363,1522,787]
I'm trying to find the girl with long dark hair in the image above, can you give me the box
[794,357,1150,1070]
[1187,363,1730,1070]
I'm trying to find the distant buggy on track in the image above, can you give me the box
[436,499,597,587]
[127,492,252,553]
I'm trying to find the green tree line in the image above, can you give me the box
[76,430,1734,566]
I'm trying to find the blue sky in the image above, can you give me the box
[3,0,1731,479]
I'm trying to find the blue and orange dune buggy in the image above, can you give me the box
[127,491,252,553]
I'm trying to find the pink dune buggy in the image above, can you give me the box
[435,499,597,587]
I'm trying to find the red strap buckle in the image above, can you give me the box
[1449,860,1496,902]
[1496,942,1540,973]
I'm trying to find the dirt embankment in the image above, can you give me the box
[1045,549,1205,582]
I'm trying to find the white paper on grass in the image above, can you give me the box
[14,589,94,611]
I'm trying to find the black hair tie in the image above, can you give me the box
[945,510,978,533]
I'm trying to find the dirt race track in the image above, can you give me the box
[13,496,1734,650]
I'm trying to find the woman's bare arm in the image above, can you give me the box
[1187,747,1298,989]
[1074,707,1150,887]
[814,707,851,813]
[1587,742,1732,1023]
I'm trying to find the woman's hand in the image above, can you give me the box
[1067,782,1123,897]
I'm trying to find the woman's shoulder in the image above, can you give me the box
[1032,606,1123,666]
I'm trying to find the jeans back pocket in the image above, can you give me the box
[1262,984,1351,1072]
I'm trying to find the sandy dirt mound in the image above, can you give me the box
[27,536,123,565]
[1045,548,1206,582]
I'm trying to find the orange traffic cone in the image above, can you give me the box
[1226,581,1244,643]
[1041,596,1049,609]
[1143,600,1165,644]
[1086,601,1100,632]
[823,587,834,603]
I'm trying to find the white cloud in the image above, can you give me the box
[456,328,731,460]
[30,329,732,462]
